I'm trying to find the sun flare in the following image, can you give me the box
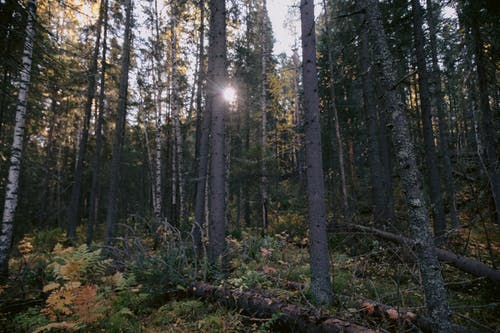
[223,87,236,103]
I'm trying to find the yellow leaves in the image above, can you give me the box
[42,283,106,325]
[59,260,84,281]
[43,282,61,293]
[42,286,75,321]
[17,235,33,255]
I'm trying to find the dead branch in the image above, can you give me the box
[329,223,500,283]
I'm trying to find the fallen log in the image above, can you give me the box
[190,282,375,333]
[329,222,500,283]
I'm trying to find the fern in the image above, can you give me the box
[73,284,105,324]
[47,244,110,284]
[32,321,79,333]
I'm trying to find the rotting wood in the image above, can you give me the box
[190,282,375,333]
[329,222,500,283]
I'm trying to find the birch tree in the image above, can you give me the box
[0,0,37,277]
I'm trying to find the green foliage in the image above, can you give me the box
[10,307,50,333]
[32,228,66,253]
[259,312,283,333]
[132,247,188,295]
[46,243,110,284]
[104,308,142,333]
[153,300,208,325]
[228,270,268,290]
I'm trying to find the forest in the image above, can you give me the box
[0,0,498,332]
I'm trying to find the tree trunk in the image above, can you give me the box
[426,0,460,228]
[67,0,105,241]
[360,0,452,330]
[0,0,36,277]
[151,0,164,226]
[207,0,228,267]
[260,0,269,235]
[87,0,109,245]
[170,6,185,227]
[411,0,447,241]
[470,10,500,225]
[104,0,132,247]
[292,49,304,188]
[192,0,208,256]
[191,282,374,333]
[300,0,333,306]
[359,24,386,225]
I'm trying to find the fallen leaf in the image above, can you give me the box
[263,265,278,275]
[386,308,399,320]
[406,311,417,320]
[360,302,375,315]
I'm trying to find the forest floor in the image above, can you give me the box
[0,216,499,332]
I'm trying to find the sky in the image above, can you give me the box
[267,0,302,56]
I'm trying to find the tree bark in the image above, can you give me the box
[104,0,132,247]
[292,49,305,188]
[322,3,349,220]
[300,0,333,305]
[260,0,269,235]
[207,0,228,267]
[151,0,164,226]
[169,2,185,227]
[191,282,374,333]
[470,8,500,225]
[360,0,452,330]
[426,0,460,228]
[192,0,207,255]
[0,0,36,277]
[87,0,109,245]
[359,24,386,225]
[411,0,447,241]
[67,0,105,241]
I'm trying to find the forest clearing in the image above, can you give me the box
[0,0,498,332]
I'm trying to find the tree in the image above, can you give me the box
[87,0,109,245]
[260,0,269,234]
[300,0,333,306]
[360,0,452,330]
[207,0,228,266]
[322,0,349,220]
[464,0,500,224]
[410,0,447,241]
[67,0,106,241]
[104,0,133,247]
[359,21,387,225]
[192,0,209,256]
[426,0,460,228]
[0,0,37,277]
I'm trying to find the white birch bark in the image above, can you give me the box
[0,0,37,276]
